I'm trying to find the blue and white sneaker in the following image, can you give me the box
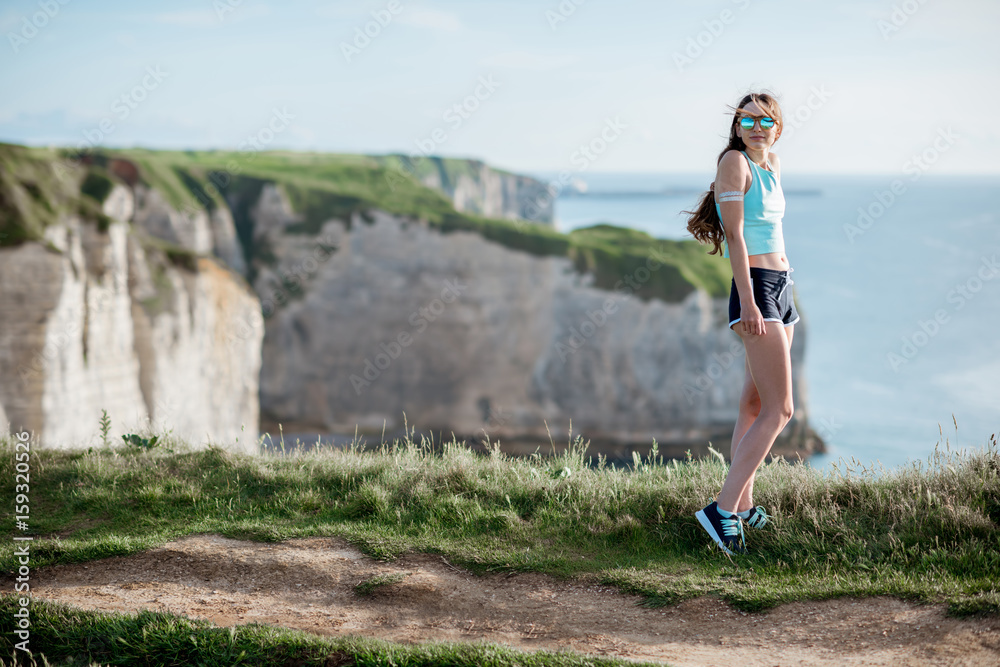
[741,505,771,529]
[695,501,746,555]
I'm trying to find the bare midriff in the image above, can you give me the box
[747,251,789,271]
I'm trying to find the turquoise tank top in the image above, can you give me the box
[716,150,786,258]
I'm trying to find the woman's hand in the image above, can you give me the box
[740,299,766,336]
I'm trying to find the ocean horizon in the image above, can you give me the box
[522,170,1000,471]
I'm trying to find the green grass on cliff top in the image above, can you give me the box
[1,427,997,666]
[0,142,732,301]
[2,428,997,614]
[0,605,656,667]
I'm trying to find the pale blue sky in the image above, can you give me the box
[1,0,997,174]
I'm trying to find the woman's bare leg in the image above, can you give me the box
[729,355,760,511]
[716,321,794,514]
[730,323,795,512]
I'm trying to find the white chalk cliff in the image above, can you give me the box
[0,147,820,460]
[0,183,262,452]
[248,190,819,459]
[390,155,555,224]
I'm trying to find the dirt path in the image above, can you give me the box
[11,534,1000,666]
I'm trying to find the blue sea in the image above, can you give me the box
[528,170,1000,471]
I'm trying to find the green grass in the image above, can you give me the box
[0,143,84,246]
[353,572,409,596]
[100,146,731,302]
[0,594,654,667]
[79,169,114,205]
[375,153,516,189]
[2,428,998,616]
[0,428,997,666]
[0,142,733,303]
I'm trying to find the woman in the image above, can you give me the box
[684,91,797,555]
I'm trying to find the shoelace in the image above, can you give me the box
[720,516,742,537]
[747,506,771,528]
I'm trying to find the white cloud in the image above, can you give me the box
[478,51,578,71]
[398,7,462,32]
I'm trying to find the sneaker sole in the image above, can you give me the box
[695,509,735,556]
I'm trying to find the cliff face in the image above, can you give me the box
[249,192,820,460]
[0,144,820,460]
[386,155,555,225]
[0,170,262,451]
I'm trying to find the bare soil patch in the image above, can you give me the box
[12,534,1000,666]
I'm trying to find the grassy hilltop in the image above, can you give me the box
[1,427,998,665]
[0,142,731,302]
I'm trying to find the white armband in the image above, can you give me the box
[717,190,744,202]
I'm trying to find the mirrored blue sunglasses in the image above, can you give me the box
[739,115,775,130]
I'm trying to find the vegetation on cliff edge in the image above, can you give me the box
[0,594,652,667]
[0,142,733,302]
[1,426,996,617]
[1,423,996,666]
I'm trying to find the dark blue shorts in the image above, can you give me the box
[728,267,799,330]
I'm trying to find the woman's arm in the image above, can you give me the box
[715,150,764,335]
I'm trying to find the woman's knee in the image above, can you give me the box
[760,399,794,424]
[780,400,795,423]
